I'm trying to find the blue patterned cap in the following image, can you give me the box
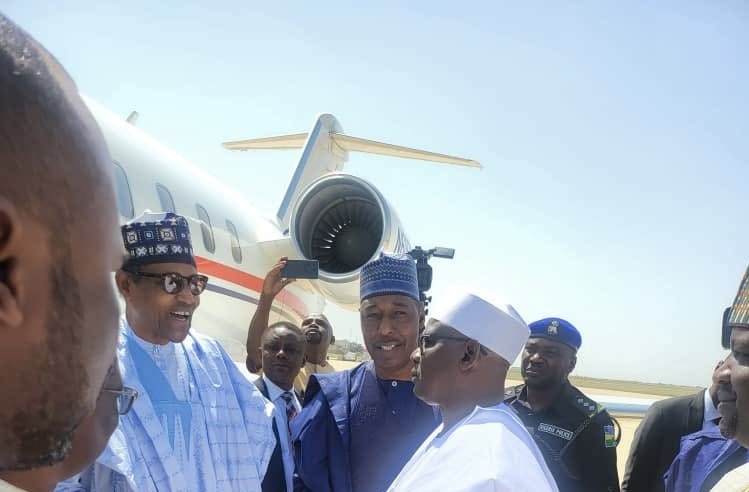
[121,211,195,268]
[528,317,582,351]
[360,253,420,303]
[727,264,749,329]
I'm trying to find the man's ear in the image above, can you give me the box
[459,340,482,372]
[567,353,577,375]
[115,269,135,300]
[329,335,335,345]
[0,199,22,328]
[417,301,425,332]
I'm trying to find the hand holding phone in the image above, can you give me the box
[280,259,319,279]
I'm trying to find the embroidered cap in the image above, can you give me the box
[429,291,529,365]
[359,253,420,303]
[121,211,195,269]
[528,317,582,352]
[727,264,749,330]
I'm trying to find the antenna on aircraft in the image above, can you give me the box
[126,111,139,125]
[408,246,455,316]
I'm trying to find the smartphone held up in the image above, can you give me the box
[280,259,319,279]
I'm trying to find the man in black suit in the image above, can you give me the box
[253,321,306,492]
[621,361,723,492]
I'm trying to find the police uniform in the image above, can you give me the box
[504,317,620,492]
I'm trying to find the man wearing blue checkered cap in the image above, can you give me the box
[62,211,277,492]
[291,253,440,492]
[505,317,620,492]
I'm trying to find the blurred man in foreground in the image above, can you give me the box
[1,364,136,492]
[0,11,122,482]
[710,265,749,491]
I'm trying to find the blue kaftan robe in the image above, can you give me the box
[291,361,439,492]
[57,318,276,492]
[664,427,749,492]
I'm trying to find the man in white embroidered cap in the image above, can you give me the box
[61,211,276,492]
[387,292,558,492]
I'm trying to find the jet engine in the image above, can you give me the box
[289,173,410,309]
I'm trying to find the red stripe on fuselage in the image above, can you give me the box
[194,256,308,318]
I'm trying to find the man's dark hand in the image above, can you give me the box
[262,257,296,298]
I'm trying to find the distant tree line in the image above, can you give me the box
[328,339,370,362]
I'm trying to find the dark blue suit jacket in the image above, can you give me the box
[290,363,367,492]
[254,377,302,492]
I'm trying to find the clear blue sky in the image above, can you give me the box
[5,1,747,386]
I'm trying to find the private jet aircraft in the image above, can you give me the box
[91,98,655,419]
[89,97,479,361]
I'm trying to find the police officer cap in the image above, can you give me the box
[528,317,582,352]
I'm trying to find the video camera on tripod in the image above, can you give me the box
[407,246,455,315]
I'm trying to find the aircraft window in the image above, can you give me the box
[112,161,134,219]
[226,220,242,264]
[155,183,176,213]
[195,204,215,253]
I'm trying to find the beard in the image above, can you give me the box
[720,413,738,439]
[305,331,322,345]
[0,249,86,471]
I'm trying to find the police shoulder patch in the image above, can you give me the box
[604,424,616,448]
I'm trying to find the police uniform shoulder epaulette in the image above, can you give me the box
[567,385,604,417]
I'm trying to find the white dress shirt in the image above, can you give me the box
[703,388,721,431]
[262,375,301,492]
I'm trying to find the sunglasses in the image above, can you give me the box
[102,386,139,415]
[125,270,209,296]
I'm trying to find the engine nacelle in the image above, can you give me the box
[289,173,410,309]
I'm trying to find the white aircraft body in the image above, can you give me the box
[87,97,479,361]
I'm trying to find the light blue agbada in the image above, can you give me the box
[58,318,275,492]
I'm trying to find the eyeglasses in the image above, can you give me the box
[125,270,209,296]
[418,333,471,354]
[102,386,139,415]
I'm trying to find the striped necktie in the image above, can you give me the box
[281,391,297,423]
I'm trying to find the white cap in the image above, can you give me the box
[430,292,529,365]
